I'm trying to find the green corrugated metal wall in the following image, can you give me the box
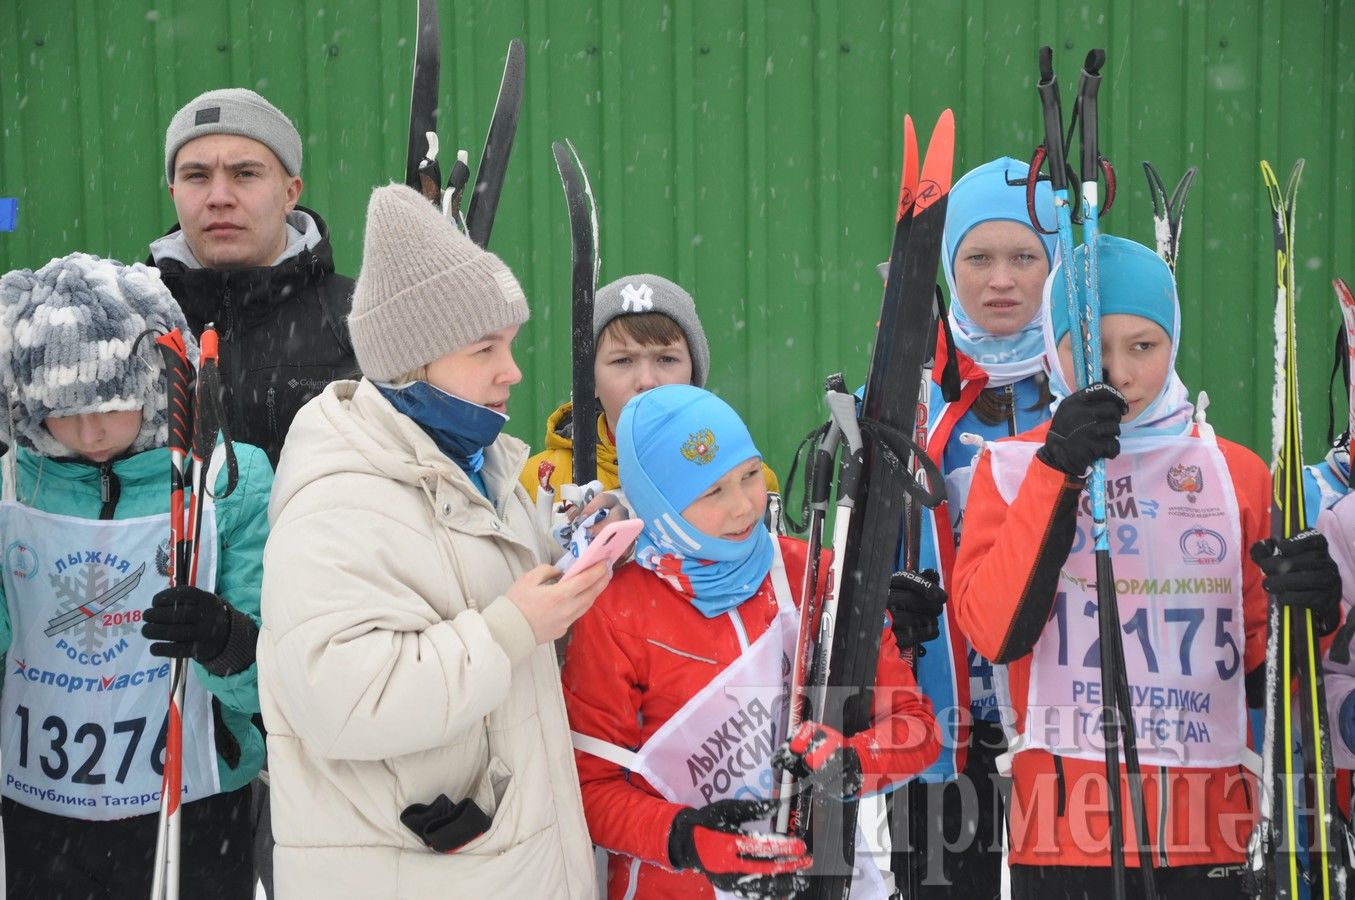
[3,1,1353,479]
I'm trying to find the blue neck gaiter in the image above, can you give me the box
[375,381,507,481]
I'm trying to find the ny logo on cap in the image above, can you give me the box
[621,283,654,313]
[195,107,222,125]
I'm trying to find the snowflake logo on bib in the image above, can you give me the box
[44,562,145,650]
[681,429,718,465]
[620,282,655,313]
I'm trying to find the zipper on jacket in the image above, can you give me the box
[98,461,120,520]
[266,387,278,439]
[220,284,236,341]
[1005,384,1018,437]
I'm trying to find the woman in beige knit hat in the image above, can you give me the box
[256,184,607,899]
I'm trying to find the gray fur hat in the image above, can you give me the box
[593,274,710,387]
[164,88,302,183]
[0,253,198,458]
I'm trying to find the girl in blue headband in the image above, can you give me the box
[951,235,1340,898]
[896,155,1059,896]
[562,384,942,900]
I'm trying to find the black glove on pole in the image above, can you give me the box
[142,585,259,677]
[1037,382,1128,476]
[1251,530,1343,637]
[886,568,947,652]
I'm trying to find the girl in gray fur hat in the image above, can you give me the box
[0,252,270,900]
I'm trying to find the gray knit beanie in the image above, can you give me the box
[164,88,302,183]
[348,183,530,382]
[593,274,710,387]
[0,253,199,458]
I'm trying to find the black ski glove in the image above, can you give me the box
[667,798,811,899]
[1036,383,1128,476]
[400,794,492,853]
[1250,530,1343,638]
[142,585,259,677]
[886,568,947,653]
[771,722,863,803]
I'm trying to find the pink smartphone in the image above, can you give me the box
[561,518,644,579]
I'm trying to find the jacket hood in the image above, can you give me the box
[270,379,528,521]
[147,206,340,323]
[543,401,619,483]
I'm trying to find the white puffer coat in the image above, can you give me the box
[258,379,595,899]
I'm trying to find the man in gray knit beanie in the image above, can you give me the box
[150,85,357,474]
[164,88,303,185]
[156,86,355,900]
[348,183,529,382]
[0,253,196,459]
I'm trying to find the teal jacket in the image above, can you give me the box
[0,443,272,794]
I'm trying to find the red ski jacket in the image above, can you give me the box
[563,536,940,899]
[952,421,1272,869]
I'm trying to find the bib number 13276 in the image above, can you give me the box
[13,705,169,784]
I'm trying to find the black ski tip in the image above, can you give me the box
[824,373,847,394]
[1084,48,1106,74]
[1038,46,1053,81]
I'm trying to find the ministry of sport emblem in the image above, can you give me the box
[155,538,174,578]
[1180,527,1227,566]
[681,429,718,465]
[1167,463,1204,503]
[5,540,38,581]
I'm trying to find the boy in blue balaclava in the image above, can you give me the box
[563,384,942,900]
[951,235,1341,899]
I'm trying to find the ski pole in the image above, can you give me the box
[149,329,194,900]
[1075,49,1158,900]
[1032,47,1154,900]
[776,374,847,836]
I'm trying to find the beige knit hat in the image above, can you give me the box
[348,184,529,381]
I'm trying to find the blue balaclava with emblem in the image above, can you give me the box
[617,384,773,617]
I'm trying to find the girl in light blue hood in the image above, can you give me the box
[899,156,1060,897]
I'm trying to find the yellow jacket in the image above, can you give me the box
[520,401,780,501]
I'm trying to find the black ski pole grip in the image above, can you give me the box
[1078,49,1106,187]
[1083,47,1106,76]
[1035,46,1070,195]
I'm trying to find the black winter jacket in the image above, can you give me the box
[149,207,357,467]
